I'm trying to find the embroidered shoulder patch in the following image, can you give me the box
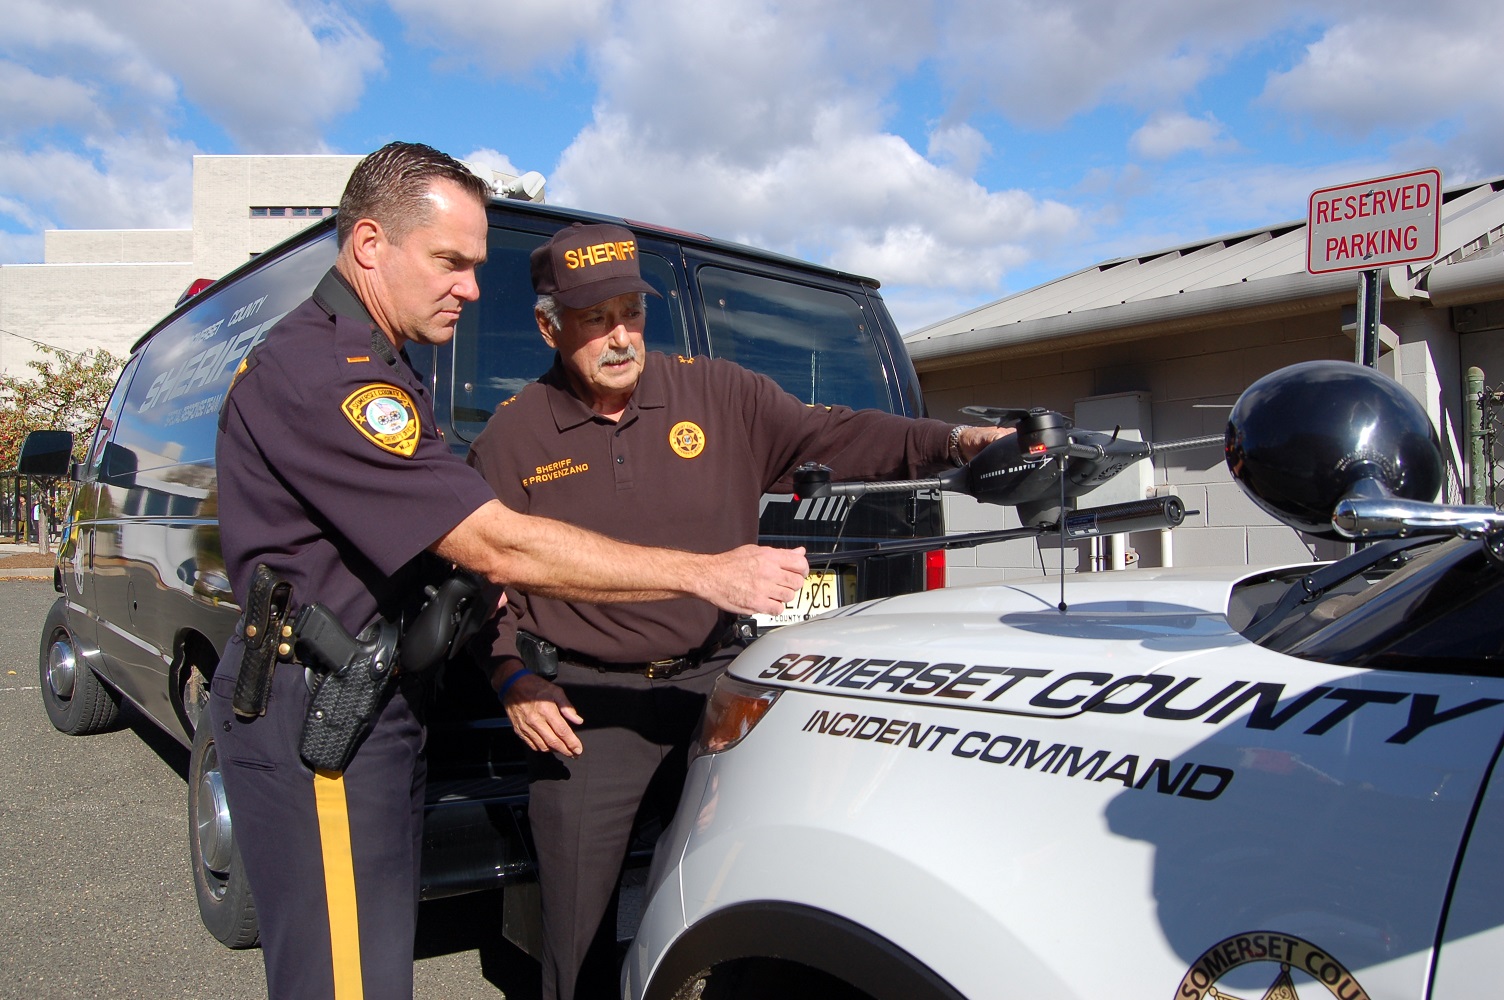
[673,354,695,364]
[342,383,421,457]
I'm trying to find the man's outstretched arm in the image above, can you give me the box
[433,499,808,616]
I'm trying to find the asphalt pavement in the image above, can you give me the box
[0,577,534,999]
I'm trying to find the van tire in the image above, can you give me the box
[39,598,120,736]
[188,718,260,948]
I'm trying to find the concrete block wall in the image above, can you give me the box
[192,155,359,279]
[45,229,193,265]
[0,261,195,373]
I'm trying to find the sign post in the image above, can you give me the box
[1307,168,1442,367]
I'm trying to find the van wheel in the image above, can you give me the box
[38,598,120,735]
[188,718,259,948]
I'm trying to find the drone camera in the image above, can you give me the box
[792,462,833,500]
[1017,409,1073,457]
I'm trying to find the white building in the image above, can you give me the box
[0,154,538,378]
[907,176,1504,585]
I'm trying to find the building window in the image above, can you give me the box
[250,206,334,219]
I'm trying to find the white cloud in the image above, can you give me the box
[532,0,1078,316]
[1263,7,1504,132]
[0,60,106,136]
[927,122,991,177]
[387,0,613,76]
[937,0,1302,126]
[461,147,523,178]
[552,108,1077,299]
[6,0,1499,323]
[1129,111,1234,160]
[91,0,384,152]
[0,138,198,232]
[1261,5,1504,172]
[0,0,387,262]
[2,0,382,153]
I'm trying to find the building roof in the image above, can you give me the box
[905,176,1504,371]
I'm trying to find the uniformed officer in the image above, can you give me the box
[467,222,1012,999]
[211,144,808,1000]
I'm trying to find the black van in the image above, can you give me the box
[23,195,944,950]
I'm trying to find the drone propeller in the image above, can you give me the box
[960,405,1054,428]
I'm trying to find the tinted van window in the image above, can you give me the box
[450,228,689,440]
[113,234,335,474]
[85,355,140,479]
[697,266,893,412]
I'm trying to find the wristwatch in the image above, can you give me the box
[947,424,965,466]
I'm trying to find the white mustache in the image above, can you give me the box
[598,345,638,368]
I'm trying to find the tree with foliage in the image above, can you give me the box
[0,343,124,470]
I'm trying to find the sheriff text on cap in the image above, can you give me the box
[530,222,660,310]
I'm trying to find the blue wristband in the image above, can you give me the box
[496,668,532,700]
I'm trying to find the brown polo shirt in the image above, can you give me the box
[467,352,953,664]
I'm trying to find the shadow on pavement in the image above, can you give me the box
[416,889,543,999]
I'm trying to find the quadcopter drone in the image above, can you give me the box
[793,406,1222,564]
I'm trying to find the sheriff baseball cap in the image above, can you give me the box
[530,222,661,309]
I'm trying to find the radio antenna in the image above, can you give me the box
[1057,456,1069,612]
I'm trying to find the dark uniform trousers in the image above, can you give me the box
[209,631,427,1000]
[529,644,740,1000]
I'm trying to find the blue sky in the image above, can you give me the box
[3,0,1501,333]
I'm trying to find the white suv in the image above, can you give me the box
[626,360,1504,1000]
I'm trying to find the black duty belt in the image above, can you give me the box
[558,622,746,680]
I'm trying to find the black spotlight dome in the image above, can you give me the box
[1225,360,1443,538]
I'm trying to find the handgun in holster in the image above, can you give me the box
[291,569,488,772]
[232,564,294,718]
[515,630,560,680]
[292,604,399,773]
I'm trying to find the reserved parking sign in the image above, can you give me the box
[1307,168,1442,274]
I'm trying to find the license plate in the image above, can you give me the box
[754,570,843,629]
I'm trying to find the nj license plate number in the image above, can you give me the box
[755,570,841,629]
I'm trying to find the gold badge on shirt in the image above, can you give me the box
[669,420,705,459]
[342,383,421,457]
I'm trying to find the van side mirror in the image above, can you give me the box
[99,441,138,488]
[16,430,74,478]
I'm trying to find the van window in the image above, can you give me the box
[697,267,894,413]
[450,228,690,440]
[111,233,335,475]
[84,355,140,480]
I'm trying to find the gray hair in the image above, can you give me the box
[535,292,646,335]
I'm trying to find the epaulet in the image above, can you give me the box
[498,393,520,408]
[217,347,263,430]
[672,354,695,365]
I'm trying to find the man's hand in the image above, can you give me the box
[701,544,808,616]
[500,670,584,757]
[957,424,1017,463]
